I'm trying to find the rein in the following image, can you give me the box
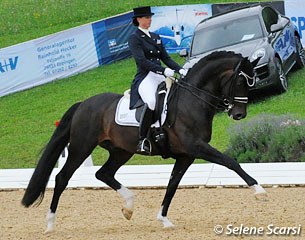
[170,59,252,112]
[171,77,227,111]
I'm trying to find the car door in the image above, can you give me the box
[274,19,296,72]
[262,7,296,73]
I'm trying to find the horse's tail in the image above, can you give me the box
[21,102,82,208]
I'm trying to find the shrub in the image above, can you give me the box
[225,114,305,163]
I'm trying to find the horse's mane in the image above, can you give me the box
[186,51,242,81]
[188,51,243,75]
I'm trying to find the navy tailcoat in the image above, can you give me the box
[128,29,181,109]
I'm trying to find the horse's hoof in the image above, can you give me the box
[44,227,54,234]
[250,184,266,194]
[157,214,175,228]
[122,207,133,220]
[255,192,268,202]
[163,223,175,229]
[250,184,268,201]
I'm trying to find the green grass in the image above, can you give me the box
[0,0,303,169]
[0,0,264,48]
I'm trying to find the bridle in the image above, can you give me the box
[170,59,255,112]
[228,71,256,111]
[220,59,255,112]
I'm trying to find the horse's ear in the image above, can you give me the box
[249,56,261,68]
[240,57,248,67]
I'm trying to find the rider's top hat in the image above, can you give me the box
[132,6,154,26]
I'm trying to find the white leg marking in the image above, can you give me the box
[157,206,175,229]
[117,186,135,220]
[45,209,56,233]
[250,184,268,201]
[250,184,267,195]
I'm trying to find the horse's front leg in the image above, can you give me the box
[157,155,194,228]
[194,142,267,196]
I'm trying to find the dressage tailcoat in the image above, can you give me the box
[128,29,182,109]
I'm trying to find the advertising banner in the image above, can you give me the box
[92,12,134,65]
[0,41,40,97]
[284,0,305,46]
[150,4,212,53]
[0,24,98,97]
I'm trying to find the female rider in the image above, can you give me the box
[128,6,187,154]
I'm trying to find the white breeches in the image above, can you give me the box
[138,71,165,110]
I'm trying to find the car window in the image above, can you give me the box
[262,7,279,33]
[191,15,263,56]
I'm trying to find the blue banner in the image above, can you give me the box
[92,12,134,65]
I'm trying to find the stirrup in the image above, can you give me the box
[137,138,152,155]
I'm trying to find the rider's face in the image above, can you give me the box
[137,16,152,29]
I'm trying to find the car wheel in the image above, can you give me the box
[294,36,305,69]
[274,57,288,93]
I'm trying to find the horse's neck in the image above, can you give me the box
[172,90,215,142]
[190,66,221,90]
[174,70,221,119]
[175,80,216,120]
[185,70,221,103]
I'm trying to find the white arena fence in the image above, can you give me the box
[1,161,305,189]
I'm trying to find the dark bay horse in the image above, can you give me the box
[22,51,266,232]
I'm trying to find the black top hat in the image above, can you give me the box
[132,6,154,26]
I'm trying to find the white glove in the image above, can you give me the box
[164,68,175,77]
[179,68,188,76]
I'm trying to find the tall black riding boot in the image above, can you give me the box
[137,104,153,155]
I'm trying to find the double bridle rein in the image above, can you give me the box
[171,59,255,112]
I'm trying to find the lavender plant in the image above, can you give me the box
[226,114,305,163]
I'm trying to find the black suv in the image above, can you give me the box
[181,4,305,93]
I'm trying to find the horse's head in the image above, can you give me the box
[178,51,258,121]
[220,56,257,120]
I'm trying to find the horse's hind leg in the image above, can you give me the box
[46,142,96,233]
[195,142,266,196]
[95,148,134,220]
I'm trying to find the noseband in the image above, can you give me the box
[171,59,255,112]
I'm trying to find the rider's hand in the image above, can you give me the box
[179,68,188,77]
[164,68,175,77]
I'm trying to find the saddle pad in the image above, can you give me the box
[115,97,138,127]
[115,96,168,127]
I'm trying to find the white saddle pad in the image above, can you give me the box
[115,95,168,128]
